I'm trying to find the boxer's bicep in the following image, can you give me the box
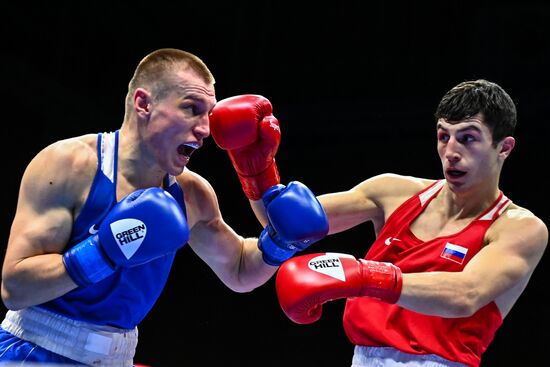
[8,142,78,258]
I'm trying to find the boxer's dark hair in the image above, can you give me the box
[435,79,516,146]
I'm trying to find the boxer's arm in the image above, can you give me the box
[250,199,268,228]
[276,210,547,323]
[180,170,277,292]
[398,208,547,318]
[1,137,97,310]
[317,174,431,234]
[251,174,428,239]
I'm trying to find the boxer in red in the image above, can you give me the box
[272,79,547,367]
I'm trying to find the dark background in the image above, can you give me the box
[2,1,549,366]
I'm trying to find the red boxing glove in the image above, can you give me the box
[209,95,280,200]
[275,252,403,324]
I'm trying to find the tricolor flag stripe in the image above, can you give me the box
[441,243,468,264]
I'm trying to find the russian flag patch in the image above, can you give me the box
[440,242,468,264]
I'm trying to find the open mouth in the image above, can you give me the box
[177,142,200,158]
[446,169,466,178]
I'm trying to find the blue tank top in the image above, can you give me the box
[39,131,187,329]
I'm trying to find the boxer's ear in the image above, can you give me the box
[498,136,515,160]
[134,88,152,116]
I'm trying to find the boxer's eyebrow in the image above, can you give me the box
[436,122,482,134]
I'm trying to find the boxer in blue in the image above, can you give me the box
[0,48,328,365]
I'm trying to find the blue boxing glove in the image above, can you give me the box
[258,181,329,266]
[63,188,189,287]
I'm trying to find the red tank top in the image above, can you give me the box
[343,180,511,367]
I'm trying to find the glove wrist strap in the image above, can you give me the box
[62,236,116,287]
[359,259,403,304]
[237,160,280,200]
[258,226,296,266]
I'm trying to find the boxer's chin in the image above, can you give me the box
[179,155,190,166]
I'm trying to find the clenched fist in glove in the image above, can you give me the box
[63,188,189,287]
[275,252,403,324]
[258,182,329,266]
[209,94,280,200]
